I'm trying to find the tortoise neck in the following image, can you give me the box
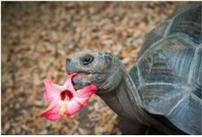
[98,69,148,124]
[97,68,182,134]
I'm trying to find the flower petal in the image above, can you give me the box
[63,73,77,94]
[42,73,98,120]
[67,98,82,116]
[41,100,59,114]
[43,79,62,101]
[43,112,63,121]
[76,84,97,98]
[74,97,89,106]
[74,84,97,106]
[41,100,63,121]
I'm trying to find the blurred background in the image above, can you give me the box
[2,1,182,135]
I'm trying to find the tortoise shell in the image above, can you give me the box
[129,3,201,134]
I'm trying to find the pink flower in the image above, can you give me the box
[41,73,97,121]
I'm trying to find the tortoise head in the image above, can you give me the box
[66,51,124,93]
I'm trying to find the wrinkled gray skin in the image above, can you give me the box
[67,51,123,93]
[66,51,180,135]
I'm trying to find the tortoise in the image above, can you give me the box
[66,3,201,135]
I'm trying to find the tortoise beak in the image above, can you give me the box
[65,58,71,74]
[72,74,92,90]
[65,57,93,90]
[65,57,79,74]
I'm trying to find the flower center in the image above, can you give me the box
[60,90,73,100]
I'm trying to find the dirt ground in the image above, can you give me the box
[1,2,179,135]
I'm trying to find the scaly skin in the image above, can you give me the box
[66,51,180,134]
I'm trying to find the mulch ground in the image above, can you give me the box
[1,2,178,134]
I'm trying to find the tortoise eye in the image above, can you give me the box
[81,54,94,66]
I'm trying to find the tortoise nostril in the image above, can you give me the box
[65,58,71,73]
[66,58,71,65]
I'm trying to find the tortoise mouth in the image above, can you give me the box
[68,71,94,75]
[68,71,105,90]
[69,72,96,90]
